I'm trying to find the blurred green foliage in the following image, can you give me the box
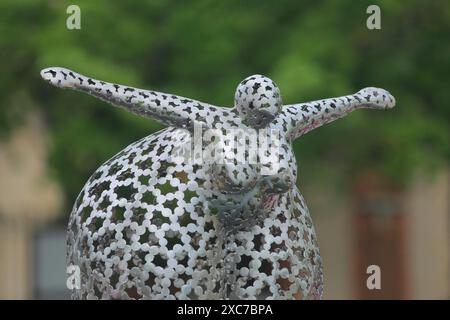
[0,0,448,209]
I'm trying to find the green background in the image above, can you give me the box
[0,0,448,211]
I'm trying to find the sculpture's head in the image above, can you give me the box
[234,75,282,128]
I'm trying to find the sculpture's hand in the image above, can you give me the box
[40,67,235,130]
[356,87,396,110]
[41,67,78,89]
[282,87,396,139]
[259,169,294,210]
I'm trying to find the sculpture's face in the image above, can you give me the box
[234,75,282,128]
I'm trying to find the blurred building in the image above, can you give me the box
[0,114,448,299]
[312,170,449,299]
[0,112,64,299]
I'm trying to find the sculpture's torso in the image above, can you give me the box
[67,126,323,300]
[39,66,395,300]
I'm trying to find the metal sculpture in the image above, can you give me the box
[41,67,395,299]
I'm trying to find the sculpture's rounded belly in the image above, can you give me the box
[67,127,323,300]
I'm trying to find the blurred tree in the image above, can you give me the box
[0,0,448,210]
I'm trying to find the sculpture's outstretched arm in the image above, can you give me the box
[40,67,229,130]
[282,87,395,140]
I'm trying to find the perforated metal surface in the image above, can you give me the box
[41,67,395,299]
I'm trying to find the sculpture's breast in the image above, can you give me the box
[206,123,298,194]
[67,127,322,300]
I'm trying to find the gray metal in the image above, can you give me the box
[41,67,395,299]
